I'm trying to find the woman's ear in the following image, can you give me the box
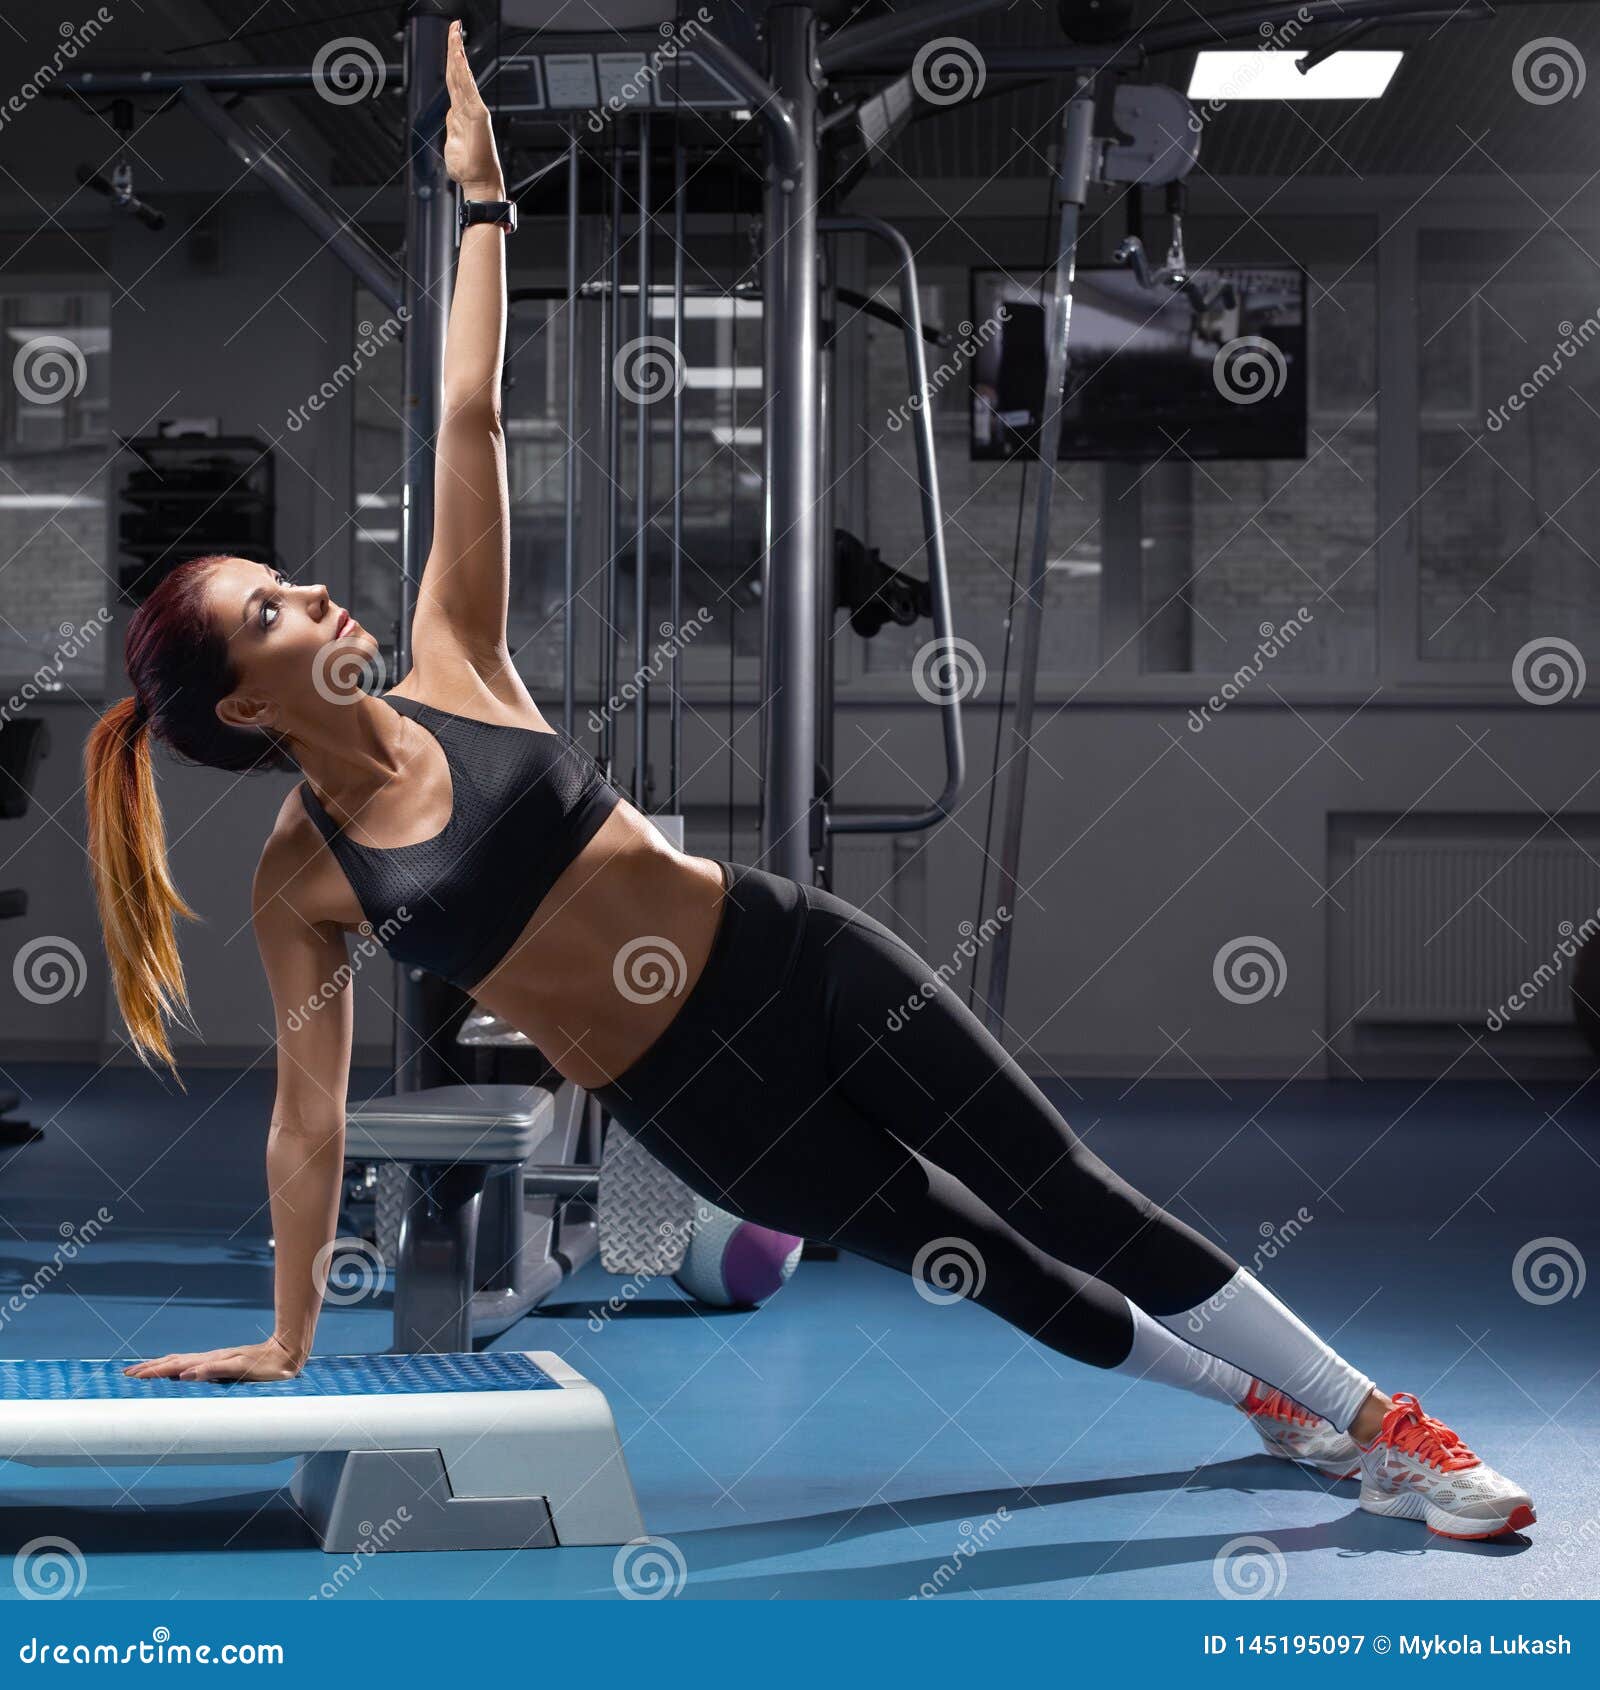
[215,690,275,734]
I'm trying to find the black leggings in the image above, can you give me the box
[592,861,1239,1370]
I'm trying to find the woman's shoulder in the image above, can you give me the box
[253,787,355,932]
[385,646,554,732]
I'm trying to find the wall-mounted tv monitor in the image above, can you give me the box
[969,263,1308,462]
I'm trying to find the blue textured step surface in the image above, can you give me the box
[0,1352,558,1401]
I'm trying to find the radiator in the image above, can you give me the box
[1338,833,1600,1025]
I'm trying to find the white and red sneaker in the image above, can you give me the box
[1242,1379,1361,1479]
[1356,1392,1535,1539]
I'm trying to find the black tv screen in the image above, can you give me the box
[969,264,1307,462]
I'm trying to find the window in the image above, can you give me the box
[0,288,113,691]
[859,275,1102,688]
[1417,227,1600,666]
[1140,242,1378,679]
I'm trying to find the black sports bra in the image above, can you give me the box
[297,692,624,993]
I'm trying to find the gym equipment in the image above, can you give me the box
[0,1351,642,1551]
[73,97,165,232]
[820,212,966,843]
[345,1083,600,1354]
[598,1119,696,1277]
[353,1076,795,1340]
[977,76,1202,1036]
[0,716,50,1146]
[675,1212,804,1309]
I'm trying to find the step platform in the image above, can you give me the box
[0,1350,643,1553]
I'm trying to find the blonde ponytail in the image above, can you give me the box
[83,694,198,1083]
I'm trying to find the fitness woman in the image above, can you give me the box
[84,21,1531,1541]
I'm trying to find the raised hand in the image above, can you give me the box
[443,17,504,198]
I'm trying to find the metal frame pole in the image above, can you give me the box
[818,0,1011,73]
[979,86,1096,1042]
[181,87,401,313]
[816,238,835,883]
[394,10,454,1092]
[604,133,624,779]
[633,114,652,809]
[760,6,821,881]
[670,134,686,813]
[821,214,966,836]
[563,128,580,738]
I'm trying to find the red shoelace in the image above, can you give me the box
[1246,1382,1317,1427]
[1376,1392,1480,1472]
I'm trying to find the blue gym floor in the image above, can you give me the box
[0,1063,1592,1601]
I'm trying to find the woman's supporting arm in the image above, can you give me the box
[255,859,356,1369]
[125,835,354,1382]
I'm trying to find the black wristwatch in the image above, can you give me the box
[459,196,517,235]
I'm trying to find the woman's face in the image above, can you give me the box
[208,558,380,734]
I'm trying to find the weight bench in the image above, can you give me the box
[346,1083,602,1353]
[0,1350,643,1552]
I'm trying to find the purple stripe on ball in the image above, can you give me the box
[720,1224,804,1306]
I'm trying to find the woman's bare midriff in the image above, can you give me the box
[464,801,727,1090]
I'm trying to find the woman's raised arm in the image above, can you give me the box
[414,18,514,670]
